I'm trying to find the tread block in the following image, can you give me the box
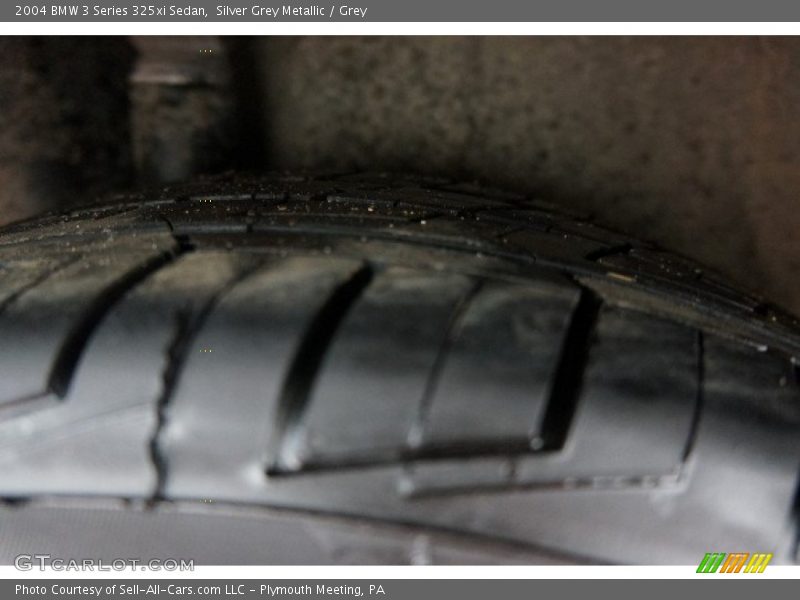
[681,336,800,560]
[418,280,580,452]
[0,251,253,497]
[0,234,174,407]
[281,267,474,470]
[160,256,367,496]
[517,308,698,482]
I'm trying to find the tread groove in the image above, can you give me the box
[149,308,193,503]
[585,243,632,262]
[268,263,374,474]
[792,474,800,563]
[239,224,538,266]
[0,392,59,421]
[537,287,601,451]
[48,250,178,398]
[0,256,80,318]
[406,280,484,450]
[681,331,705,464]
[149,263,263,502]
[794,362,800,563]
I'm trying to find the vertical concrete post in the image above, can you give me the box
[130,36,235,184]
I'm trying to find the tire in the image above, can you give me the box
[0,172,797,566]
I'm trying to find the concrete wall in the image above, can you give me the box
[0,38,134,221]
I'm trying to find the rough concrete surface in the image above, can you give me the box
[0,38,134,222]
[254,37,800,315]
